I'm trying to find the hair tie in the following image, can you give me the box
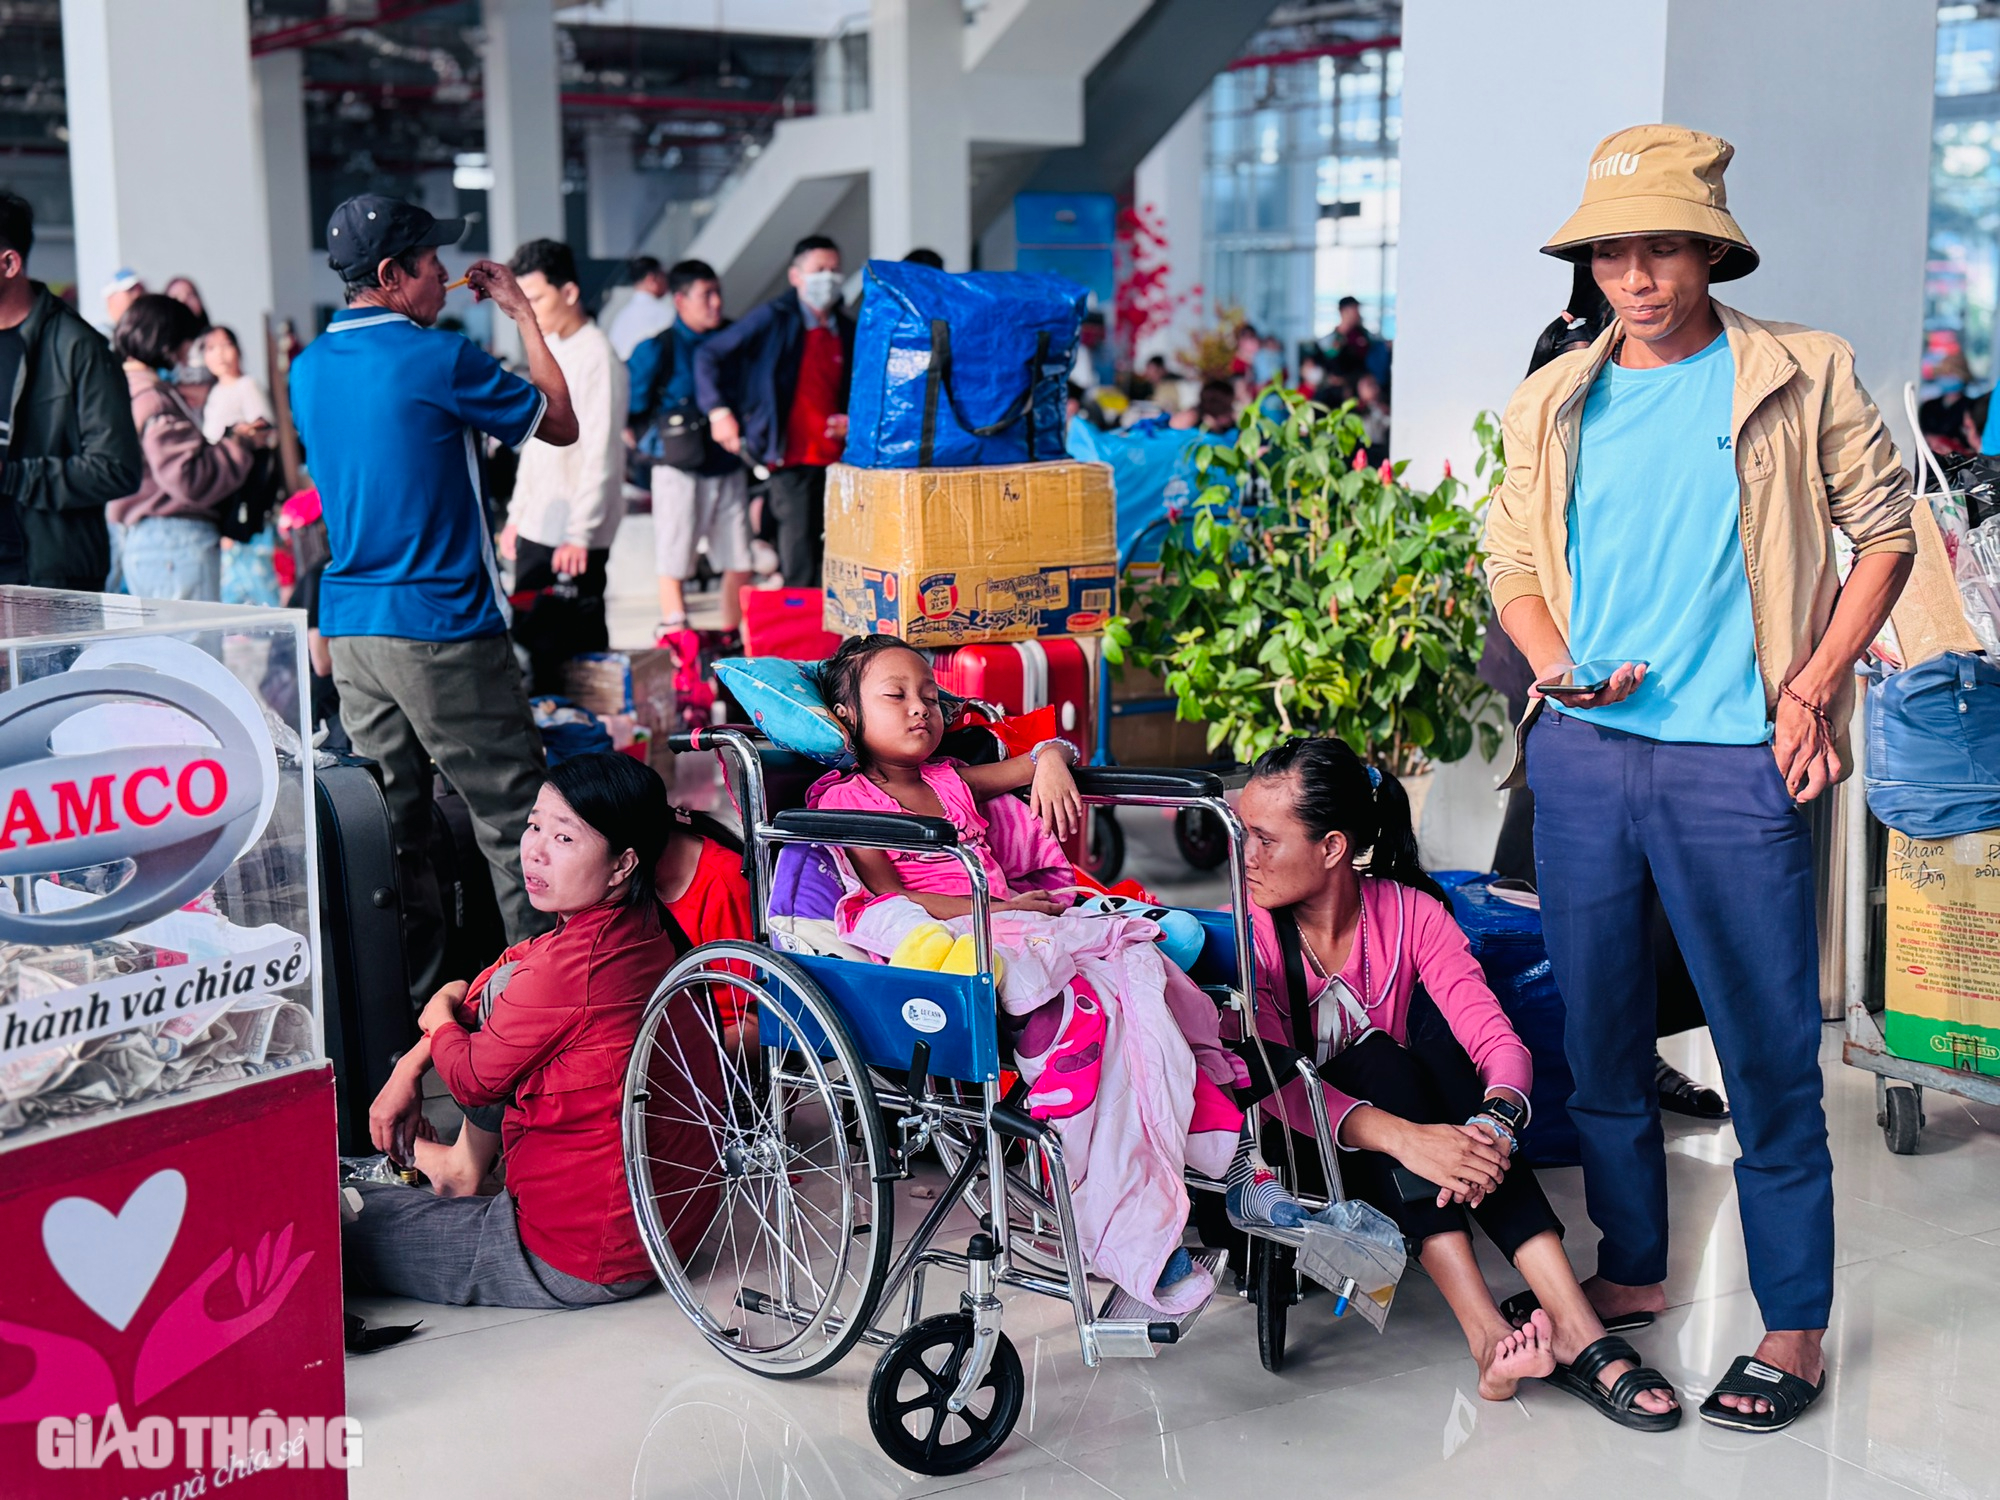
[1366,765,1382,791]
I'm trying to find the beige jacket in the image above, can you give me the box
[1483,300,1972,785]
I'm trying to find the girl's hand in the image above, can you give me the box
[998,891,1065,916]
[1029,750,1083,842]
[1394,1121,1508,1207]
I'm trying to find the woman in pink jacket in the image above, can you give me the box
[108,294,253,600]
[1241,736,1679,1431]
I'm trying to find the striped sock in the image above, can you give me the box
[1225,1139,1306,1229]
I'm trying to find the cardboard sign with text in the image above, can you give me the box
[0,1068,348,1496]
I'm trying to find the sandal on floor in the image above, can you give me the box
[1656,1057,1729,1119]
[1501,1289,1654,1333]
[1697,1354,1825,1433]
[1546,1334,1681,1432]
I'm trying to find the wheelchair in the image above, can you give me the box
[621,725,1351,1476]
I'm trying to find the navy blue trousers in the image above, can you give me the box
[1526,709,1833,1331]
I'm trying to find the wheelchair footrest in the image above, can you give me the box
[1093,1248,1227,1358]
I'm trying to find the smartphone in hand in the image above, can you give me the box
[1538,658,1648,703]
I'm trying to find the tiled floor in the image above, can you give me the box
[345,809,2000,1500]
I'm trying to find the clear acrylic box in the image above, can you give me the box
[0,588,320,1146]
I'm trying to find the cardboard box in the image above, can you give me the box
[561,650,678,770]
[1884,829,2000,1078]
[1106,663,1216,768]
[823,460,1117,647]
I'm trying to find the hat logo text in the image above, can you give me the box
[1590,152,1642,180]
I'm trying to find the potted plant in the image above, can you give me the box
[1103,388,1504,785]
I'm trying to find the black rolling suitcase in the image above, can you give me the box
[430,778,508,986]
[316,752,416,1155]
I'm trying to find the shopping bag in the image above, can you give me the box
[845,261,1085,468]
[1297,1200,1408,1332]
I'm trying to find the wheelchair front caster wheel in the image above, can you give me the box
[868,1313,1024,1476]
[1174,806,1230,870]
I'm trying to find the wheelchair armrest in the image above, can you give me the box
[770,808,960,849]
[1072,767,1225,801]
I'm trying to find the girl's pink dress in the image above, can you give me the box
[807,759,1242,1314]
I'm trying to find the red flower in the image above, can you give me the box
[1442,458,1453,479]
[1352,450,1368,472]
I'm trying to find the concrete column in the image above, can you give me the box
[1393,0,1936,486]
[584,121,643,260]
[482,0,564,261]
[1131,94,1207,367]
[61,0,275,377]
[254,48,315,348]
[869,0,969,268]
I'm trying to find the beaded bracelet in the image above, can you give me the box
[1780,681,1832,731]
[1466,1113,1518,1155]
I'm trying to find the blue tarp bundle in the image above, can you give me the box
[845,261,1084,469]
[1065,417,1233,559]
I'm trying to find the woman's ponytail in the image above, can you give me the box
[1247,736,1446,904]
[1364,766,1446,904]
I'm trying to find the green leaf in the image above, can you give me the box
[1369,634,1396,666]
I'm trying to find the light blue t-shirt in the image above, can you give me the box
[1563,331,1767,744]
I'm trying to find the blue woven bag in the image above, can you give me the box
[845,261,1085,469]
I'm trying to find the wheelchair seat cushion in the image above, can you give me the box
[714,657,852,766]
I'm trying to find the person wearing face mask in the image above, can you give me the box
[693,234,853,589]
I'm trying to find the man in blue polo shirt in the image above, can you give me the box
[291,195,579,1004]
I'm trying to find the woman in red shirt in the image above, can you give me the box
[655,807,756,1046]
[346,753,714,1308]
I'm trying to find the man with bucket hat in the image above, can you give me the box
[290,195,580,1008]
[1485,125,1917,1432]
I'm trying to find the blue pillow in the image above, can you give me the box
[715,657,853,766]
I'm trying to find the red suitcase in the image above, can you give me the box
[740,586,844,661]
[929,639,1091,762]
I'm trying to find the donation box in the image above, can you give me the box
[0,589,348,1497]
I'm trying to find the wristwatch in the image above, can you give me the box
[1478,1093,1529,1135]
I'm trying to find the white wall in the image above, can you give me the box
[1132,95,1207,369]
[255,48,316,348]
[1394,0,1669,488]
[62,0,275,379]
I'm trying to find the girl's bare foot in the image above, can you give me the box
[413,1136,485,1198]
[1479,1309,1557,1400]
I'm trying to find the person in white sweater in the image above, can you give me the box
[499,239,628,690]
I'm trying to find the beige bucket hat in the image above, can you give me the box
[1542,123,1758,281]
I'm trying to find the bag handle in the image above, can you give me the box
[1273,906,1315,1059]
[918,319,1051,466]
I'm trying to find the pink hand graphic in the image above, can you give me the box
[133,1224,314,1405]
[0,1318,117,1424]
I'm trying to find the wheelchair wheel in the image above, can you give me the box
[1079,807,1125,885]
[867,1314,1023,1476]
[624,941,895,1380]
[1250,1236,1297,1373]
[1174,807,1230,871]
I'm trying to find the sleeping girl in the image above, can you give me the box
[803,634,1305,1315]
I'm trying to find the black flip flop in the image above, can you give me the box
[1698,1354,1826,1433]
[1501,1289,1654,1333]
[1546,1333,1681,1432]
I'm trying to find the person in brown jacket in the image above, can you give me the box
[1484,125,1917,1434]
[108,293,252,601]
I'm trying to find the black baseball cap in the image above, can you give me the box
[326,195,465,281]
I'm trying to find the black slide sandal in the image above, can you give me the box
[1698,1354,1825,1433]
[1501,1289,1654,1333]
[1546,1334,1681,1432]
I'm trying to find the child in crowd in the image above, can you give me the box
[805,634,1303,1314]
